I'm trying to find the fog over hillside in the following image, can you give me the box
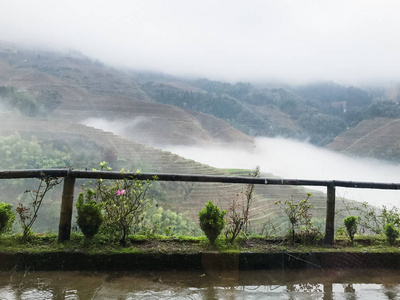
[80,114,400,208]
[2,1,400,85]
[164,137,400,208]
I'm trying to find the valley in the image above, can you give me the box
[0,40,398,236]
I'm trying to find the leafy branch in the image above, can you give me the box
[16,174,63,240]
[224,167,259,244]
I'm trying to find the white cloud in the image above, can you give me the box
[1,0,400,84]
[164,137,400,207]
[78,117,400,207]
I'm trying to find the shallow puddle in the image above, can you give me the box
[1,269,400,299]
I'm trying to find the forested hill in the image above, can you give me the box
[137,74,400,159]
[0,41,400,161]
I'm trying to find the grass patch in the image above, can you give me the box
[223,169,250,175]
[0,233,399,255]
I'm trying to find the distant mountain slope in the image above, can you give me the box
[141,81,273,137]
[187,110,253,147]
[0,42,150,101]
[3,40,394,151]
[326,117,400,161]
[0,43,253,148]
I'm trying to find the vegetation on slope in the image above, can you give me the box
[2,41,400,160]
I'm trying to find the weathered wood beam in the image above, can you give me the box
[58,174,76,242]
[324,184,336,245]
[1,169,399,190]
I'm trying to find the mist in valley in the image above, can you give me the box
[163,137,400,208]
[82,117,150,139]
[79,114,400,208]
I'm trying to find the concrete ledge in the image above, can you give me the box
[1,252,400,271]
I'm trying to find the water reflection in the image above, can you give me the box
[1,269,400,299]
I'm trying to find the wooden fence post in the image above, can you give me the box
[58,175,76,242]
[324,184,336,245]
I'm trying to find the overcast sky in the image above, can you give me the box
[1,0,400,84]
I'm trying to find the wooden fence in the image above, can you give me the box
[2,168,400,244]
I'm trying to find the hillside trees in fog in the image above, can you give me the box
[295,82,372,111]
[0,86,41,117]
[142,82,273,136]
[298,113,347,145]
[0,86,62,116]
[191,79,253,98]
[364,100,400,119]
[142,79,384,146]
[0,135,70,170]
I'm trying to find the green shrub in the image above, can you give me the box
[198,200,226,245]
[275,193,320,245]
[76,189,103,239]
[98,177,154,245]
[336,226,346,236]
[133,201,202,237]
[0,202,14,235]
[384,223,399,246]
[89,163,156,246]
[344,216,358,242]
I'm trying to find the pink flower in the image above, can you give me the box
[117,189,126,196]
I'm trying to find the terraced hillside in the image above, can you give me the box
[0,42,253,148]
[0,41,370,235]
[0,115,358,235]
[326,117,400,162]
[4,41,400,162]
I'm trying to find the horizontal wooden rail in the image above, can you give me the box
[2,168,400,244]
[1,169,400,190]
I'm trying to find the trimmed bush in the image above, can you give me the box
[344,215,358,242]
[0,202,14,235]
[384,223,399,246]
[199,200,226,245]
[76,189,103,239]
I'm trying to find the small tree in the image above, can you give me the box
[336,199,400,235]
[275,193,315,245]
[243,166,259,233]
[225,167,259,244]
[16,175,62,240]
[199,200,226,245]
[225,193,245,244]
[0,202,15,236]
[384,223,399,246]
[344,215,358,243]
[76,189,103,239]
